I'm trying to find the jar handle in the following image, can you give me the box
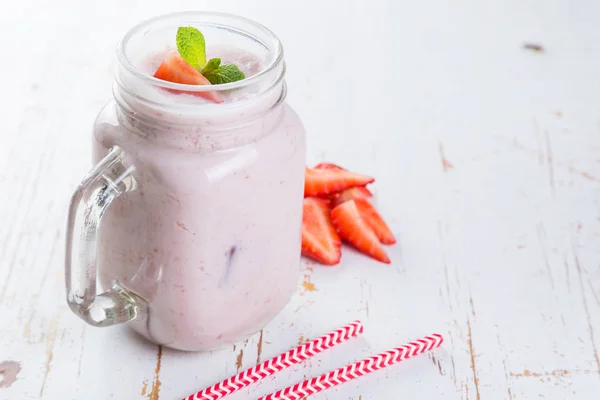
[65,147,143,327]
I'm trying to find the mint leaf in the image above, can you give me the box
[176,27,206,70]
[202,58,221,75]
[202,59,245,84]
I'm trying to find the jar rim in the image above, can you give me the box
[116,11,284,93]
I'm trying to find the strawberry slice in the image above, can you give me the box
[304,167,374,197]
[331,186,373,207]
[331,200,390,264]
[314,162,345,171]
[153,52,223,103]
[354,198,396,244]
[301,198,341,265]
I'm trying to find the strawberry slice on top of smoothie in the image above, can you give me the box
[153,52,223,103]
[152,26,246,104]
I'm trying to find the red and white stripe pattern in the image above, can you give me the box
[258,333,444,400]
[184,321,364,400]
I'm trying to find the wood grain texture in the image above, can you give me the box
[1,0,600,399]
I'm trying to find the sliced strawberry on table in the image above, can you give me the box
[331,186,373,207]
[301,197,342,265]
[153,52,223,103]
[314,162,346,171]
[304,167,374,197]
[331,200,391,264]
[353,198,396,244]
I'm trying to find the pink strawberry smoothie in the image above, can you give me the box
[91,16,306,351]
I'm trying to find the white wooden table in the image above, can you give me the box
[2,0,600,398]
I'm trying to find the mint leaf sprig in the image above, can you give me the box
[176,27,245,85]
[176,26,206,70]
[201,58,245,84]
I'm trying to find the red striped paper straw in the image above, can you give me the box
[258,332,444,400]
[183,321,364,400]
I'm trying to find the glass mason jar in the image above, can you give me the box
[65,12,306,351]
